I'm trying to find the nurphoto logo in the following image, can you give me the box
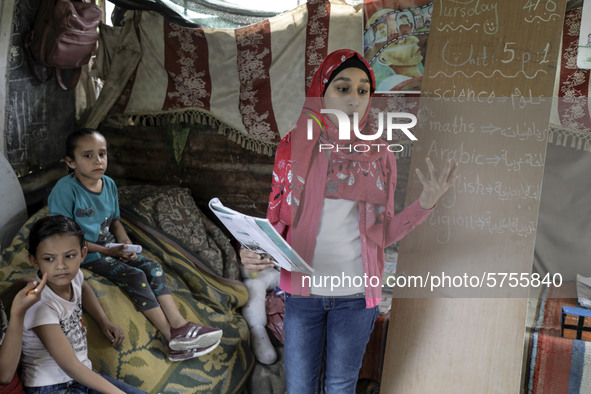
[305,108,418,153]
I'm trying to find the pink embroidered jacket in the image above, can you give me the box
[271,151,434,309]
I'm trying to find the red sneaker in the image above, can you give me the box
[168,339,221,362]
[169,322,223,351]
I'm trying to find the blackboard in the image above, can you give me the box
[5,0,75,176]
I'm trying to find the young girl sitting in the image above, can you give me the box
[48,128,222,361]
[22,215,146,393]
[0,274,46,393]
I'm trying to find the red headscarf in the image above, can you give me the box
[267,49,396,271]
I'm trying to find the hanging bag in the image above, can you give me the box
[24,0,102,90]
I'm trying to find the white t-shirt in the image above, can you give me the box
[310,198,364,296]
[21,270,92,388]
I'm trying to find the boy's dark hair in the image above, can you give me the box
[28,215,85,256]
[65,128,105,173]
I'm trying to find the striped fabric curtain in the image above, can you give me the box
[85,0,362,154]
[549,6,591,152]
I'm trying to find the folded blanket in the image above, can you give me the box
[118,185,241,281]
[525,283,591,393]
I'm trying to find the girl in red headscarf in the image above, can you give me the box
[241,49,457,393]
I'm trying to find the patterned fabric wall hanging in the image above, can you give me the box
[85,0,361,156]
[550,6,591,151]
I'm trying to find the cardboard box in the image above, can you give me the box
[561,306,591,341]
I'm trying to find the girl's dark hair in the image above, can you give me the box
[323,55,373,96]
[65,128,105,173]
[28,215,85,256]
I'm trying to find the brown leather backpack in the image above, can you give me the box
[24,0,102,90]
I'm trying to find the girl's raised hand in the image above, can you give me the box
[11,273,48,317]
[416,158,459,210]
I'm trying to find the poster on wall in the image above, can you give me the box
[363,0,433,93]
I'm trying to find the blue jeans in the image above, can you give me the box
[283,294,379,394]
[24,373,147,394]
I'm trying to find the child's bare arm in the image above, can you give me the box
[0,276,40,314]
[34,324,125,393]
[0,276,46,384]
[81,281,124,347]
[107,219,137,261]
[85,240,128,259]
[79,218,132,259]
[110,219,131,245]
